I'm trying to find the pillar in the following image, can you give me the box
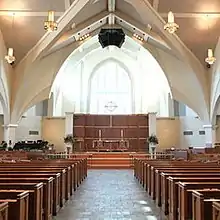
[149,112,157,135]
[47,92,54,117]
[65,113,74,136]
[168,93,174,117]
[3,124,18,147]
[203,124,216,147]
[148,112,157,153]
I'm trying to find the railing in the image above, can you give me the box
[46,152,91,159]
[129,153,174,167]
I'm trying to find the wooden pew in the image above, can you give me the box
[169,177,220,219]
[160,171,220,214]
[178,182,220,220]
[0,190,29,220]
[0,183,43,220]
[192,189,220,220]
[150,165,220,198]
[0,159,86,206]
[0,177,53,220]
[0,202,8,220]
[0,159,88,220]
[0,165,69,202]
[213,201,220,220]
[0,171,61,213]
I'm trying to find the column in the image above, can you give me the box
[47,92,54,117]
[148,112,157,153]
[65,112,74,136]
[3,124,18,147]
[168,93,174,117]
[203,124,216,147]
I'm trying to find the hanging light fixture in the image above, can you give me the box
[205,15,216,65]
[44,10,58,32]
[205,48,216,65]
[5,48,15,64]
[5,13,16,64]
[164,11,179,34]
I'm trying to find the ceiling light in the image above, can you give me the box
[205,49,216,65]
[5,48,15,64]
[79,34,90,41]
[44,11,58,32]
[164,11,179,34]
[133,33,144,41]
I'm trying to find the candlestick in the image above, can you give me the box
[98,130,102,140]
[121,129,124,139]
[168,11,174,23]
[208,49,213,58]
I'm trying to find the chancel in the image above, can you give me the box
[0,0,220,219]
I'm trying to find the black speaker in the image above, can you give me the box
[98,28,125,48]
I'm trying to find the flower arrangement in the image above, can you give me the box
[147,134,159,145]
[64,135,75,144]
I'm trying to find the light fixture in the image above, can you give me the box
[79,34,90,41]
[5,48,15,64]
[133,33,144,41]
[164,11,179,34]
[205,49,216,65]
[205,15,216,65]
[44,11,58,32]
[5,13,16,64]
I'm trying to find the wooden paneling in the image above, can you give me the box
[73,114,149,152]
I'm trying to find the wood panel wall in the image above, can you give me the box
[73,114,149,152]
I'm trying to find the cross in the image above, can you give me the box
[104,101,118,112]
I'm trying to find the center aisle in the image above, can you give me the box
[54,170,166,220]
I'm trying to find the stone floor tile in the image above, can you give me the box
[53,170,167,220]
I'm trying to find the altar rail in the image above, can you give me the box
[46,152,174,168]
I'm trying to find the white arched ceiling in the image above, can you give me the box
[128,0,209,110]
[0,30,11,124]
[11,33,209,123]
[210,38,220,122]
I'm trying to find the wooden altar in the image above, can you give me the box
[73,114,149,152]
[92,139,129,152]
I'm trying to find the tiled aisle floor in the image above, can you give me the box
[54,170,167,220]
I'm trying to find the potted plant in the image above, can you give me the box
[64,135,76,154]
[147,134,159,154]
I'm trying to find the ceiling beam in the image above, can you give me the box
[14,0,90,102]
[160,12,220,18]
[114,10,168,48]
[1,9,220,18]
[0,11,64,16]
[108,0,116,12]
[108,0,115,24]
[152,0,159,11]
[64,0,71,10]
[62,11,109,39]
[129,0,209,120]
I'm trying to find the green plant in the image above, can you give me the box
[147,134,159,145]
[64,135,76,144]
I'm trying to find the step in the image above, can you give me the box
[89,164,132,169]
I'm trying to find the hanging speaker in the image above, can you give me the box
[98,28,125,48]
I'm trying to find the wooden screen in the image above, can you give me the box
[73,114,149,152]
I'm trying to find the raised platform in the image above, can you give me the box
[86,152,134,169]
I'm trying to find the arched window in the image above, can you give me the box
[89,60,132,114]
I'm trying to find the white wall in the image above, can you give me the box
[15,105,42,141]
[156,116,206,149]
[179,117,205,148]
[51,43,171,116]
[15,116,42,141]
